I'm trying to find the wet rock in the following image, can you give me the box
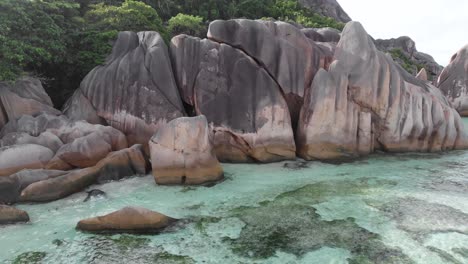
[0,77,60,129]
[171,33,296,162]
[65,31,185,147]
[297,22,468,160]
[20,167,99,202]
[0,205,29,224]
[378,197,468,239]
[83,189,106,202]
[0,144,54,176]
[0,176,19,204]
[76,206,177,234]
[437,44,468,116]
[207,19,334,127]
[282,161,310,170]
[0,169,68,204]
[20,145,147,202]
[150,115,223,185]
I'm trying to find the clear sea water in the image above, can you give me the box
[1,121,468,264]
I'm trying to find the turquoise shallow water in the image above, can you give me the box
[1,122,468,263]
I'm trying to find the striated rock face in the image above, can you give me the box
[0,77,60,129]
[150,115,223,185]
[171,33,297,162]
[437,44,468,116]
[0,205,29,225]
[297,22,468,160]
[65,31,185,146]
[207,19,334,125]
[20,145,147,202]
[0,144,54,176]
[298,0,351,23]
[76,206,176,234]
[375,36,444,81]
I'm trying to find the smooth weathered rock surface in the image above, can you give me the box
[0,131,63,152]
[76,206,176,233]
[0,144,54,176]
[20,145,147,202]
[298,0,351,23]
[297,22,468,160]
[0,205,29,224]
[150,116,223,185]
[207,19,334,125]
[0,77,60,129]
[171,34,296,162]
[54,129,126,169]
[65,31,185,146]
[0,113,128,171]
[437,44,468,116]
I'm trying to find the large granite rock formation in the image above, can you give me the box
[64,31,185,147]
[298,0,351,23]
[76,206,176,234]
[0,77,60,129]
[207,19,334,125]
[375,36,444,81]
[171,33,297,162]
[297,22,468,160]
[150,115,223,185]
[437,44,468,116]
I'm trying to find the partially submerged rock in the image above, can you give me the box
[20,145,147,202]
[0,205,29,225]
[65,31,186,146]
[0,169,67,204]
[150,115,223,185]
[437,44,468,116]
[76,206,176,234]
[0,144,54,176]
[83,189,106,202]
[171,33,296,162]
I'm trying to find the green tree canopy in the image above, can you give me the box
[168,14,205,38]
